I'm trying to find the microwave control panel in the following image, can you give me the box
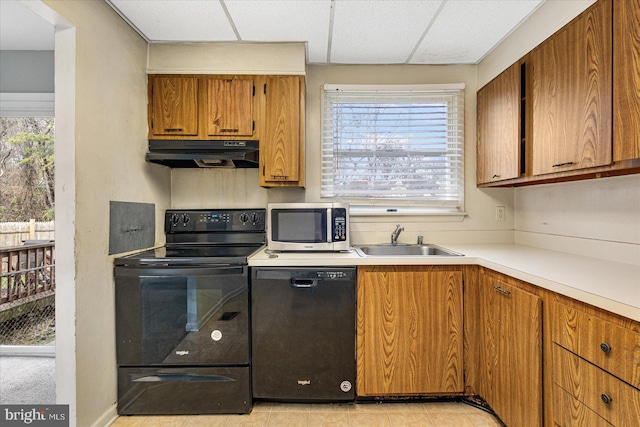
[332,208,347,241]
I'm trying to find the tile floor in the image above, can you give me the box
[111,401,503,426]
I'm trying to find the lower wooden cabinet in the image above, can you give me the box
[552,301,640,388]
[553,344,640,426]
[356,265,464,396]
[354,264,640,426]
[552,383,614,427]
[551,300,640,426]
[478,270,543,427]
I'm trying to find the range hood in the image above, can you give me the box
[146,140,259,168]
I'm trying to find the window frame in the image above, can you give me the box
[321,83,465,214]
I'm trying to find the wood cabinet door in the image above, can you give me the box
[477,62,521,184]
[261,76,301,185]
[531,0,612,175]
[479,274,542,427]
[207,78,254,137]
[150,76,199,137]
[356,266,464,396]
[614,0,640,161]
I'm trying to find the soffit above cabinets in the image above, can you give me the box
[106,0,546,65]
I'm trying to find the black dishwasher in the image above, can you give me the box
[251,267,356,402]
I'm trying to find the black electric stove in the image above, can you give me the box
[114,209,265,415]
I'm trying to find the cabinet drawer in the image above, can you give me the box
[552,384,613,427]
[553,345,640,426]
[552,302,640,388]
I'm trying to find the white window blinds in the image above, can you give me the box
[321,84,465,211]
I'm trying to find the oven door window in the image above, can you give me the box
[116,266,248,366]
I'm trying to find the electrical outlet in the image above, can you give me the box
[495,206,506,221]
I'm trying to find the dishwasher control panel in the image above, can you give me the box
[316,270,351,280]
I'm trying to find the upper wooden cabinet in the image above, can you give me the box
[148,74,256,140]
[531,0,612,176]
[147,74,305,186]
[260,75,305,187]
[356,265,464,396]
[477,0,640,188]
[614,0,640,161]
[477,62,522,184]
[206,78,254,137]
[149,76,199,137]
[478,271,542,427]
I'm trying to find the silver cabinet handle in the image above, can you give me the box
[493,285,511,295]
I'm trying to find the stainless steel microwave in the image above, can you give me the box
[267,203,350,252]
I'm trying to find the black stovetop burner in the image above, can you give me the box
[115,208,266,266]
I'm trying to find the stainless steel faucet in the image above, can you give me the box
[391,224,404,245]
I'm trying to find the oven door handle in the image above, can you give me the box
[132,373,236,383]
[114,265,247,278]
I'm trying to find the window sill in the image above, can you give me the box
[349,205,467,222]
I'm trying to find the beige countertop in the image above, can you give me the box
[249,243,640,322]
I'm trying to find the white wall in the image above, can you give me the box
[479,0,640,265]
[39,1,171,426]
[514,175,640,265]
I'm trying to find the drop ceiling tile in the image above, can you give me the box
[411,0,544,64]
[225,0,332,63]
[110,0,237,42]
[330,0,441,64]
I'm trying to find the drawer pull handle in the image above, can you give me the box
[164,128,183,132]
[600,394,612,404]
[552,161,575,168]
[600,342,611,353]
[493,285,511,295]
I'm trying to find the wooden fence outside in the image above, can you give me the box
[0,241,56,323]
[0,220,55,247]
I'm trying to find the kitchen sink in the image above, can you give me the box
[354,244,463,257]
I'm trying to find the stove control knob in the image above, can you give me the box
[182,214,190,226]
[239,213,249,223]
[250,212,260,224]
[170,214,180,226]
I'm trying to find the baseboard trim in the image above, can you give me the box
[0,344,55,357]
[91,403,118,427]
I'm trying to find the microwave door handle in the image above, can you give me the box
[327,208,333,243]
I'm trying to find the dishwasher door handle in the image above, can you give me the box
[290,278,319,288]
